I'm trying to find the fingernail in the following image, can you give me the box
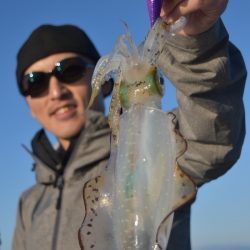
[166,16,174,24]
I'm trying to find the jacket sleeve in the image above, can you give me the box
[12,197,26,250]
[158,19,247,186]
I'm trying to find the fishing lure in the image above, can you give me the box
[78,4,196,250]
[147,0,163,27]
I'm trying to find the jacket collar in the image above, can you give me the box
[26,110,111,184]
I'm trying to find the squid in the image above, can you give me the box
[78,2,197,250]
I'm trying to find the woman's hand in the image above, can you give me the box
[161,0,228,35]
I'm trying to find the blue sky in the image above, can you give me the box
[0,1,249,250]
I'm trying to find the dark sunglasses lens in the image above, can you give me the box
[55,58,88,83]
[20,57,94,97]
[22,73,48,97]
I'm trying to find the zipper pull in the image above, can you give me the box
[55,176,64,210]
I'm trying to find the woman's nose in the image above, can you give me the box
[48,76,67,99]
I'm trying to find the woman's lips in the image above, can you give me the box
[53,104,77,120]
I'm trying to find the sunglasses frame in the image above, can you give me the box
[19,56,95,97]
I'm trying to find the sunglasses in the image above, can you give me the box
[19,57,95,97]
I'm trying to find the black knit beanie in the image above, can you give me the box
[16,24,100,87]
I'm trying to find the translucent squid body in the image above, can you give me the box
[79,16,196,250]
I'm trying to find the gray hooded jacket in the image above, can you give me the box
[12,19,246,250]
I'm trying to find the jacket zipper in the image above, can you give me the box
[51,175,64,250]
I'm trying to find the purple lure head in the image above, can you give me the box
[147,0,163,27]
